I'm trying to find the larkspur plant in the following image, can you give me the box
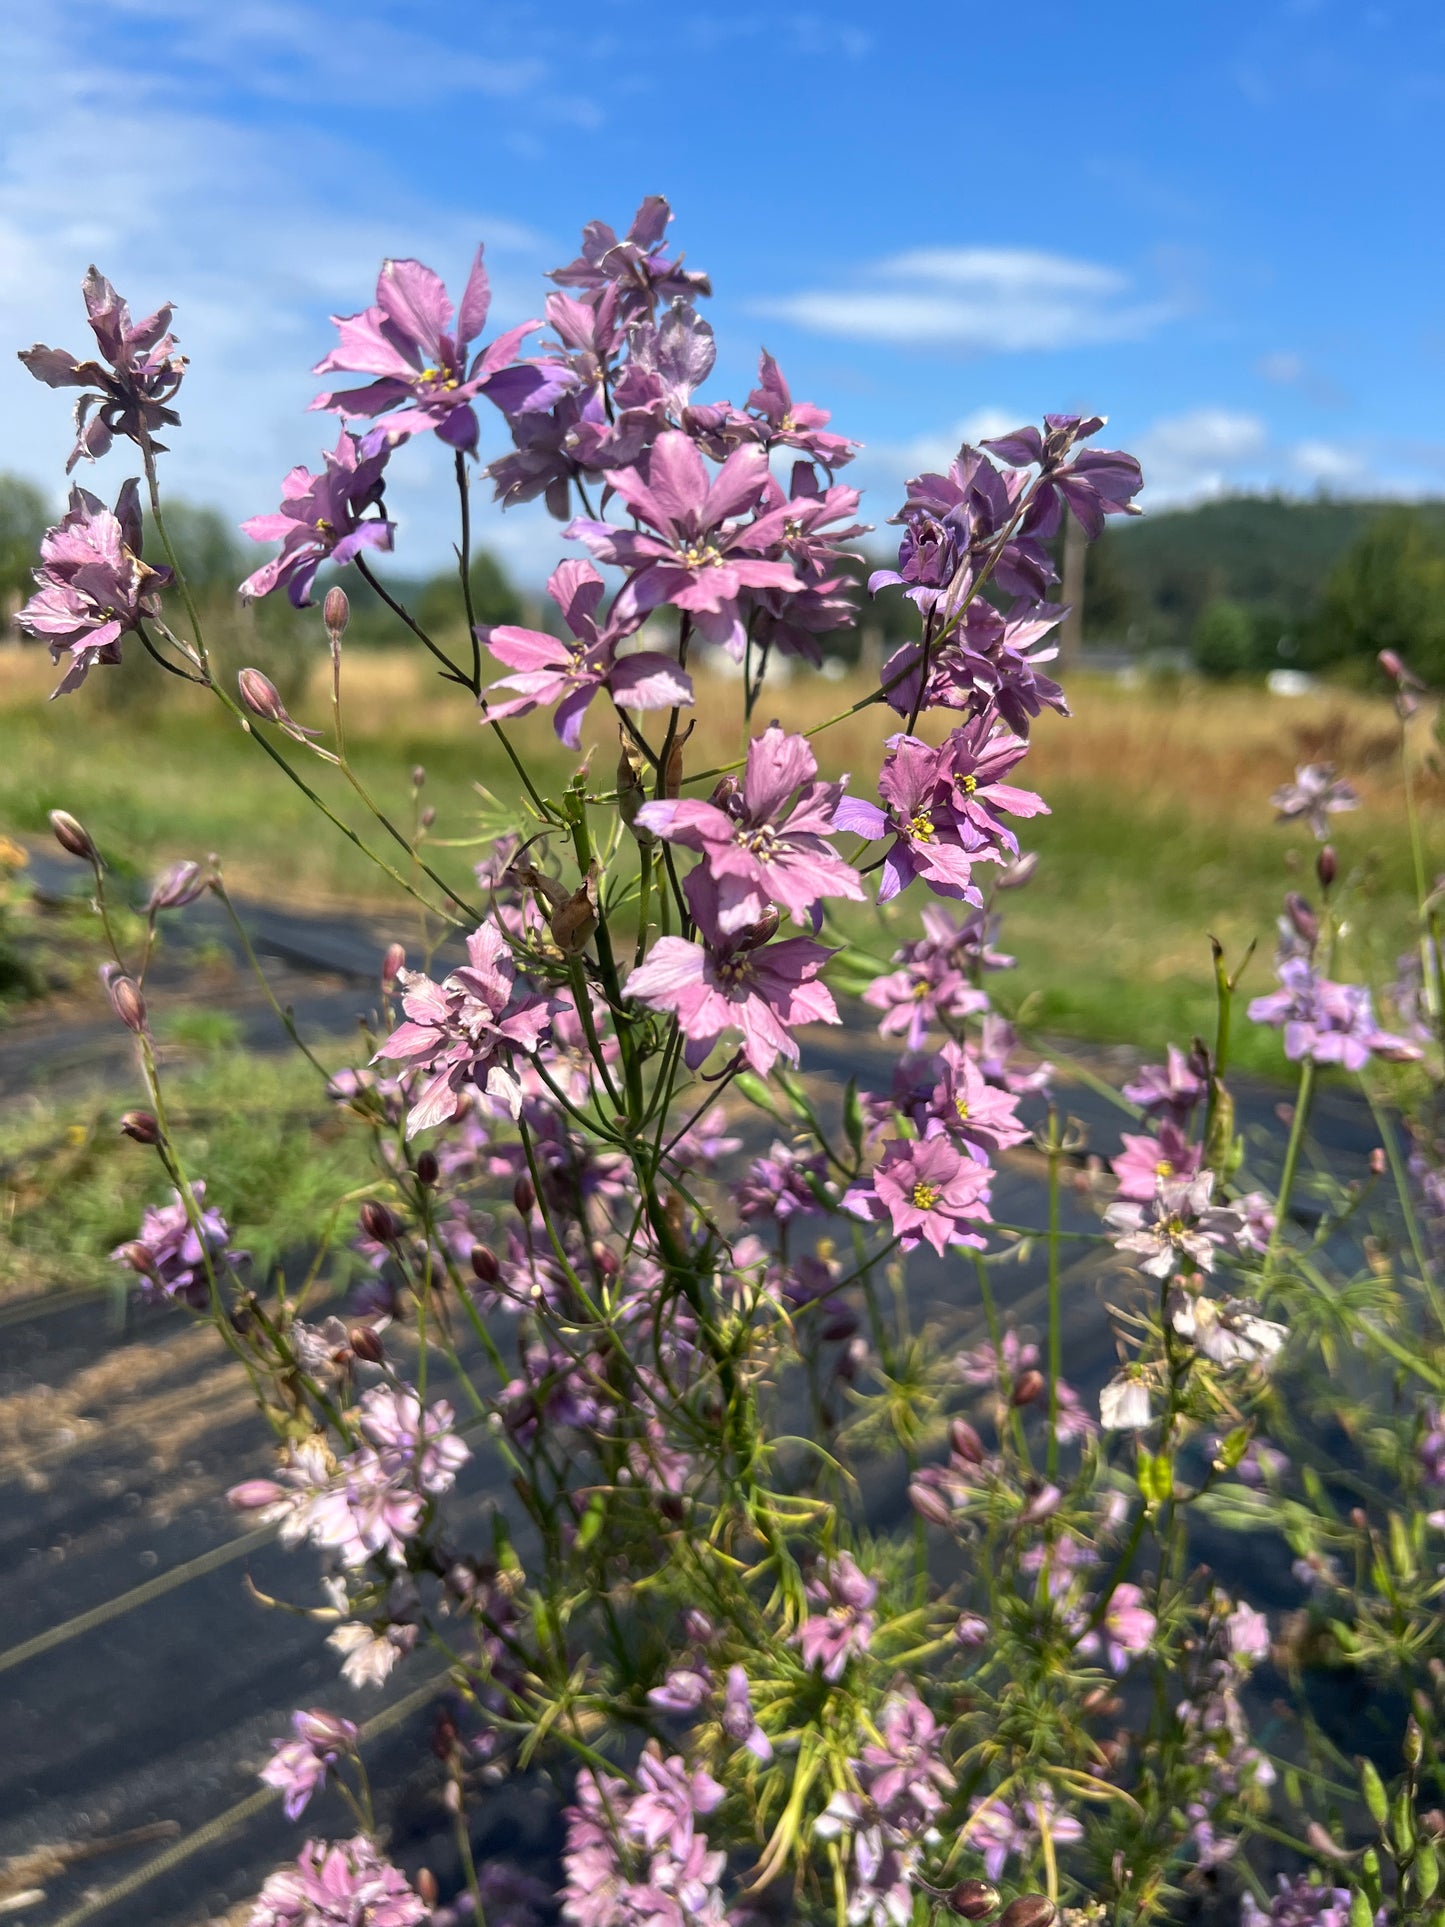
[18,199,1445,1927]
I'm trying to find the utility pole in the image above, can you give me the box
[1059,510,1085,674]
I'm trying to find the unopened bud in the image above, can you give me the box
[708,774,742,812]
[513,1175,535,1216]
[550,868,600,957]
[663,721,694,799]
[119,1109,161,1144]
[1370,1147,1387,1177]
[1380,648,1409,682]
[996,850,1039,891]
[416,1869,438,1908]
[1284,892,1319,946]
[415,1149,439,1187]
[590,1241,620,1278]
[148,860,206,911]
[238,669,319,743]
[360,1200,401,1244]
[50,809,98,864]
[411,765,426,790]
[115,1240,155,1275]
[419,805,436,829]
[617,733,651,841]
[381,942,406,991]
[997,1899,1056,1927]
[1407,1716,1425,1767]
[349,1324,385,1364]
[949,1880,1001,1920]
[470,1244,500,1285]
[949,1417,986,1464]
[323,586,350,637]
[1012,1367,1045,1406]
[1316,844,1337,890]
[101,966,147,1033]
[737,907,781,951]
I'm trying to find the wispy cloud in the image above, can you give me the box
[1133,408,1269,505]
[752,246,1175,353]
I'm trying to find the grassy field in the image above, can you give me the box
[1,639,1439,1074]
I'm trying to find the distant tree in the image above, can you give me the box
[1306,508,1445,680]
[415,552,524,637]
[0,474,50,614]
[1081,530,1133,640]
[144,499,249,596]
[1192,598,1253,679]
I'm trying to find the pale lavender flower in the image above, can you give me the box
[328,1617,419,1689]
[924,1040,1030,1162]
[626,870,839,1075]
[738,1141,828,1222]
[20,266,186,468]
[962,1786,1082,1883]
[647,1665,713,1714]
[1105,1173,1239,1278]
[356,1386,469,1495]
[375,919,559,1135]
[478,558,691,746]
[260,1709,359,1820]
[549,197,711,317]
[239,431,393,607]
[721,1664,772,1761]
[862,954,987,1051]
[745,351,856,467]
[956,1329,1038,1391]
[249,1836,427,1927]
[1122,1044,1207,1124]
[112,1181,243,1308]
[1111,1119,1203,1202]
[977,1011,1052,1096]
[624,1743,725,1860]
[844,1134,993,1256]
[1077,1582,1158,1674]
[19,480,172,694]
[1247,956,1420,1069]
[313,250,564,453]
[635,724,864,932]
[567,431,801,656]
[1168,1291,1288,1368]
[1240,1877,1354,1927]
[795,1551,878,1680]
[1270,764,1359,841]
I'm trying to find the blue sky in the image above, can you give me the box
[3,0,1444,583]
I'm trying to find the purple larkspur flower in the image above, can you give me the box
[260,1709,359,1821]
[19,480,173,694]
[833,734,990,905]
[239,431,393,607]
[312,249,566,453]
[962,1786,1083,1885]
[625,1742,725,1859]
[20,266,186,468]
[635,724,864,932]
[112,1181,243,1308]
[745,351,857,468]
[1077,1582,1158,1674]
[795,1551,877,1680]
[1105,1172,1240,1278]
[549,196,711,318]
[982,413,1144,539]
[1111,1118,1203,1202]
[1168,1290,1287,1368]
[1240,1877,1354,1927]
[566,430,801,657]
[626,870,839,1075]
[738,1141,829,1221]
[478,558,692,747]
[956,1328,1038,1390]
[845,1134,993,1256]
[923,1039,1030,1162]
[647,1665,713,1715]
[249,1836,427,1927]
[1269,763,1359,841]
[356,1385,469,1495]
[976,1011,1053,1096]
[862,951,988,1052]
[721,1664,773,1761]
[936,715,1049,853]
[375,919,559,1136]
[561,1761,727,1927]
[1247,956,1419,1069]
[1122,1044,1207,1124]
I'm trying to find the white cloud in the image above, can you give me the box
[1133,408,1269,505]
[1291,439,1366,487]
[1257,351,1306,384]
[753,246,1174,353]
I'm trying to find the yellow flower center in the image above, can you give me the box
[957,773,978,794]
[680,542,724,568]
[955,1097,970,1120]
[907,811,936,841]
[1154,1159,1174,1178]
[315,517,334,533]
[912,1182,941,1210]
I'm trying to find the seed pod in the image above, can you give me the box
[360,1200,401,1244]
[1317,844,1338,890]
[617,734,652,843]
[102,967,147,1034]
[349,1325,385,1364]
[513,1175,535,1217]
[997,1898,1056,1927]
[50,809,98,863]
[470,1244,501,1285]
[663,720,694,799]
[949,1417,986,1464]
[550,869,600,958]
[119,1109,161,1144]
[415,1149,439,1188]
[381,942,406,991]
[1012,1368,1045,1406]
[948,1879,1000,1919]
[323,586,350,637]
[996,849,1039,891]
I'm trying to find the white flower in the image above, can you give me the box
[1100,1372,1153,1430]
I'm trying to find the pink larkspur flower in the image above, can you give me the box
[19,480,173,695]
[239,430,393,607]
[1111,1118,1203,1202]
[19,265,186,468]
[845,1134,993,1256]
[260,1709,359,1821]
[833,734,990,904]
[1248,956,1420,1070]
[795,1551,877,1679]
[249,1835,427,1927]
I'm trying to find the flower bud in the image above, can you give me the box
[737,907,781,951]
[323,586,350,637]
[948,1881,1000,1920]
[996,850,1039,891]
[909,1478,954,1528]
[360,1199,401,1244]
[416,1869,438,1908]
[617,734,652,843]
[419,805,436,829]
[415,1149,439,1187]
[950,1417,986,1464]
[1012,1367,1045,1406]
[590,1241,620,1278]
[148,860,206,912]
[381,942,406,991]
[238,667,288,723]
[997,1899,1055,1927]
[101,965,147,1033]
[1380,648,1409,682]
[1284,892,1319,946]
[411,765,426,790]
[513,1175,535,1216]
[50,809,98,864]
[708,774,742,813]
[1370,1147,1387,1177]
[114,1240,155,1275]
[1316,844,1337,890]
[470,1244,500,1285]
[663,721,694,799]
[349,1324,385,1364]
[119,1109,161,1144]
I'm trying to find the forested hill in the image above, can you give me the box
[1086,493,1445,658]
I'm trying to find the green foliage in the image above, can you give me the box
[0,472,50,610]
[1192,598,1255,679]
[1306,507,1445,679]
[414,551,524,637]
